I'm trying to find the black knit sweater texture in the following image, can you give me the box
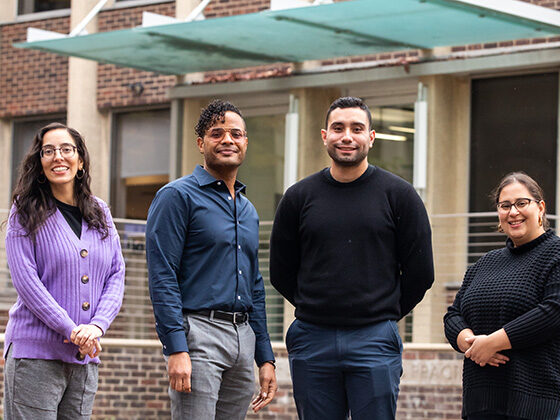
[270,165,434,325]
[444,230,560,419]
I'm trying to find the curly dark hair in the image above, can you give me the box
[195,99,244,138]
[9,122,109,240]
[325,96,373,130]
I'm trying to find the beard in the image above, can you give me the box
[326,145,369,167]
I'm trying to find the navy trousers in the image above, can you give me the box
[286,319,402,420]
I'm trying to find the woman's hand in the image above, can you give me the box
[457,328,475,353]
[66,324,104,358]
[464,329,511,367]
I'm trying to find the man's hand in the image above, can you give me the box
[251,362,277,413]
[168,352,192,393]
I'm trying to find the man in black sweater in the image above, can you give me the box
[270,97,434,420]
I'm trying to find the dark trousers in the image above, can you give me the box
[286,319,402,420]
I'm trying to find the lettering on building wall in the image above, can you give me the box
[402,359,462,386]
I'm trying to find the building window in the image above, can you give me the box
[111,109,170,220]
[18,0,70,14]
[12,116,66,192]
[368,105,415,183]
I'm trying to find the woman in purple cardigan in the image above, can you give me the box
[3,123,125,419]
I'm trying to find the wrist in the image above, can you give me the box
[490,328,511,351]
[260,360,276,369]
[92,324,104,336]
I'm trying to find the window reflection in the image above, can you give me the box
[369,105,414,183]
[237,114,285,221]
[18,0,70,14]
[236,113,285,341]
[112,109,170,219]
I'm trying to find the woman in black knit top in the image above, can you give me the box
[444,172,560,420]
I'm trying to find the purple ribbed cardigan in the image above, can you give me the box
[3,198,125,364]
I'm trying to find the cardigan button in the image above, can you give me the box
[80,249,88,258]
[82,302,90,311]
[81,275,89,284]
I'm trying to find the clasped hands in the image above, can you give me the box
[457,328,511,367]
[64,324,103,358]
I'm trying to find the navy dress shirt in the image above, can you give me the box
[146,165,274,366]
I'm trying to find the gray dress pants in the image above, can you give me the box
[167,313,256,420]
[3,345,98,420]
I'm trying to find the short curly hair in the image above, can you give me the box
[195,99,244,138]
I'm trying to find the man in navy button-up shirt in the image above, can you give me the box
[146,100,276,419]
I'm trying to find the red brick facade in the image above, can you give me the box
[205,0,270,17]
[97,2,176,110]
[0,16,69,118]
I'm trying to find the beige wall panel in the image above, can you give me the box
[412,75,470,343]
[0,120,12,209]
[176,0,200,19]
[0,0,17,22]
[281,87,340,335]
[181,98,205,175]
[67,0,109,201]
[291,87,341,179]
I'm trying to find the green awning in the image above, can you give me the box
[15,0,560,75]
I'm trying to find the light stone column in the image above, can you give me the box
[181,98,205,175]
[281,87,341,336]
[174,2,206,177]
[0,0,17,23]
[412,75,470,343]
[176,1,205,85]
[176,0,201,20]
[0,120,13,209]
[291,87,341,179]
[67,0,110,201]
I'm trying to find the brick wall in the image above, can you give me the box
[96,2,176,110]
[0,345,463,419]
[0,17,69,118]
[205,0,270,17]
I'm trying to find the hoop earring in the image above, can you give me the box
[76,169,85,180]
[497,223,504,233]
[539,215,543,227]
[37,174,46,184]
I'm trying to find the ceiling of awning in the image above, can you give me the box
[14,0,560,75]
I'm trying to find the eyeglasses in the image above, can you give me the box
[40,144,77,159]
[496,198,540,213]
[206,128,246,142]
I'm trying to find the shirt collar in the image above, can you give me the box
[193,165,247,194]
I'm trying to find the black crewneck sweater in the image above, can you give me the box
[445,229,560,419]
[270,165,434,326]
